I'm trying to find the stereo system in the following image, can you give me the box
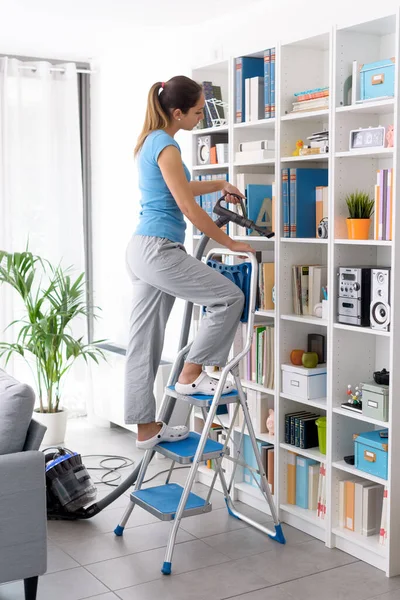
[337,266,391,331]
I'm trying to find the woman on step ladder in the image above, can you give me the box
[124,75,255,449]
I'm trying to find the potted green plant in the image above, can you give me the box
[345,190,375,240]
[0,250,105,444]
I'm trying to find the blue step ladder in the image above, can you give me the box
[114,249,285,575]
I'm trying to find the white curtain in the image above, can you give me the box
[0,57,87,416]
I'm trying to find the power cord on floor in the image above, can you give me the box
[81,454,190,487]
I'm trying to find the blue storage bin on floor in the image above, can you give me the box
[354,429,388,480]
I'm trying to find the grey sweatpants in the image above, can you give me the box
[124,235,245,424]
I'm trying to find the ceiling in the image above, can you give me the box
[8,0,266,27]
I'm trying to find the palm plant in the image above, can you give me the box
[0,249,105,413]
[345,191,375,219]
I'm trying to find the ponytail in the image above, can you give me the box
[134,76,202,157]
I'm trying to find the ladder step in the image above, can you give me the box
[131,483,212,521]
[166,385,239,407]
[155,431,229,464]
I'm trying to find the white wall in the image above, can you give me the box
[191,0,399,65]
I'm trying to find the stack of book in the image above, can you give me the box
[235,48,276,123]
[287,453,325,515]
[292,264,327,316]
[291,86,329,113]
[299,129,329,156]
[235,139,275,164]
[339,478,384,538]
[282,168,328,238]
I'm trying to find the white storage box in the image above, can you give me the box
[281,363,327,400]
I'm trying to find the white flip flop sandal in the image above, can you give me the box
[136,422,189,450]
[175,371,235,396]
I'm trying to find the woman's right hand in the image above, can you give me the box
[228,240,256,255]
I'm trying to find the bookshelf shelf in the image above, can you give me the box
[336,98,395,115]
[334,239,392,246]
[255,309,275,318]
[190,12,399,576]
[192,163,229,171]
[332,527,386,557]
[234,118,276,130]
[333,323,391,337]
[281,154,329,162]
[192,125,230,135]
[332,460,387,486]
[280,393,327,411]
[280,503,326,528]
[281,237,328,244]
[281,314,327,326]
[281,108,330,121]
[335,149,394,159]
[332,407,388,428]
[280,442,326,463]
[234,426,275,444]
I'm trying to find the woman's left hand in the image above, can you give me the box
[222,183,245,204]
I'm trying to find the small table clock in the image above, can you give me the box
[349,126,386,151]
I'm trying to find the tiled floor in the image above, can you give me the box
[2,418,400,600]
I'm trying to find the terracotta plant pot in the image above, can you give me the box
[346,218,371,240]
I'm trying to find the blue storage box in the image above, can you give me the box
[360,59,395,101]
[354,429,388,480]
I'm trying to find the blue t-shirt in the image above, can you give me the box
[135,130,191,244]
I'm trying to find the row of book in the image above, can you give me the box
[193,173,229,235]
[284,409,322,450]
[235,49,276,123]
[234,322,275,388]
[291,86,329,114]
[374,168,393,241]
[292,264,327,316]
[243,434,275,494]
[282,168,329,238]
[339,478,385,540]
[287,453,326,517]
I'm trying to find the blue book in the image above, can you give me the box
[235,56,264,123]
[245,184,273,236]
[296,456,318,509]
[289,168,328,238]
[264,49,271,119]
[270,48,276,118]
[281,169,290,237]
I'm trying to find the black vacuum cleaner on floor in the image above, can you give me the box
[44,195,274,520]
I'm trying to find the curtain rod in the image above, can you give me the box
[18,65,94,74]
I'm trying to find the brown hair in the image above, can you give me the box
[134,75,202,156]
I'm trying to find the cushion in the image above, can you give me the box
[0,369,35,455]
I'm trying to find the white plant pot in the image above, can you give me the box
[34,409,68,446]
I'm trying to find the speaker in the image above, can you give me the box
[370,268,391,331]
[197,133,228,165]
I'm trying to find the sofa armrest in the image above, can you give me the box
[23,418,47,451]
[0,451,47,583]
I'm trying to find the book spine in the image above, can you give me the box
[235,57,243,123]
[289,169,297,237]
[270,47,276,118]
[264,49,271,119]
[282,169,289,237]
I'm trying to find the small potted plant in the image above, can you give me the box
[0,249,105,444]
[345,190,375,240]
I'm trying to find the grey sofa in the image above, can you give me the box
[0,369,47,600]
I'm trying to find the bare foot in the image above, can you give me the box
[137,421,162,442]
[177,363,202,385]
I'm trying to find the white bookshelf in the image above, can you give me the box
[190,12,400,577]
